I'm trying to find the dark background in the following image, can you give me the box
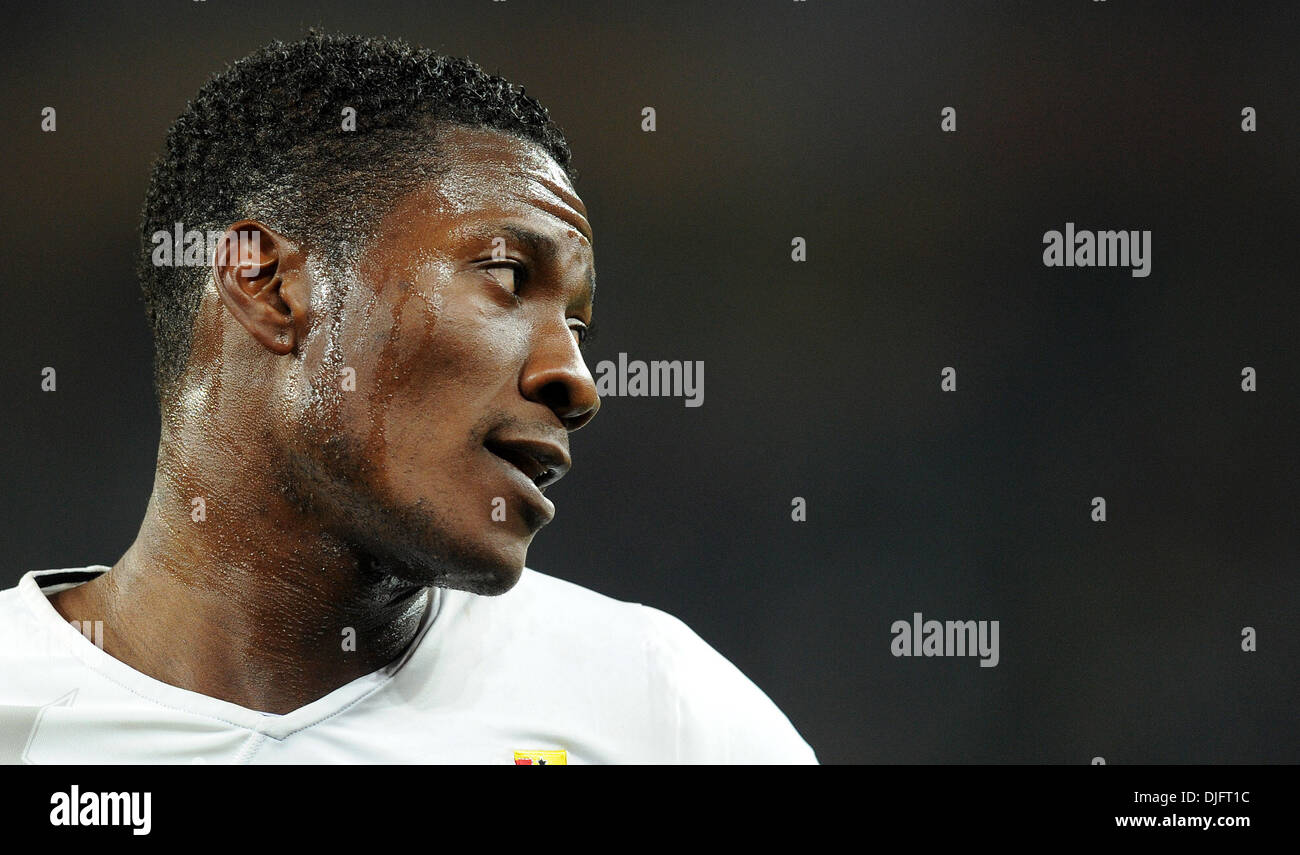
[2,1,1296,763]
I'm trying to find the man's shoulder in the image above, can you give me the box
[0,568,73,630]
[456,568,818,763]
[0,573,30,636]
[458,567,665,655]
[510,566,646,617]
[494,568,755,683]
[491,568,732,660]
[0,567,114,711]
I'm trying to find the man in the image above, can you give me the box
[0,32,815,763]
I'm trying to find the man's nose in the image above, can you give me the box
[519,321,600,431]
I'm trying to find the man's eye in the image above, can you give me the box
[569,320,594,348]
[485,263,523,295]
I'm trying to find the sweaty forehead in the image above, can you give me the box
[421,126,590,237]
[360,126,592,284]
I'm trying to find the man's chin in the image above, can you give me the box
[362,535,529,596]
[436,556,525,596]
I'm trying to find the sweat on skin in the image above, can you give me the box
[47,126,601,715]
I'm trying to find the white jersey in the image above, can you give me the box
[0,566,816,764]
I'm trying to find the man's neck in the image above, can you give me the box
[48,488,432,715]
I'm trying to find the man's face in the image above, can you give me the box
[285,126,598,594]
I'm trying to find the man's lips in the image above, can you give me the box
[484,437,571,492]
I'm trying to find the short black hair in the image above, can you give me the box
[139,30,575,403]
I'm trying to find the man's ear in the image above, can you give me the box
[212,220,310,356]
